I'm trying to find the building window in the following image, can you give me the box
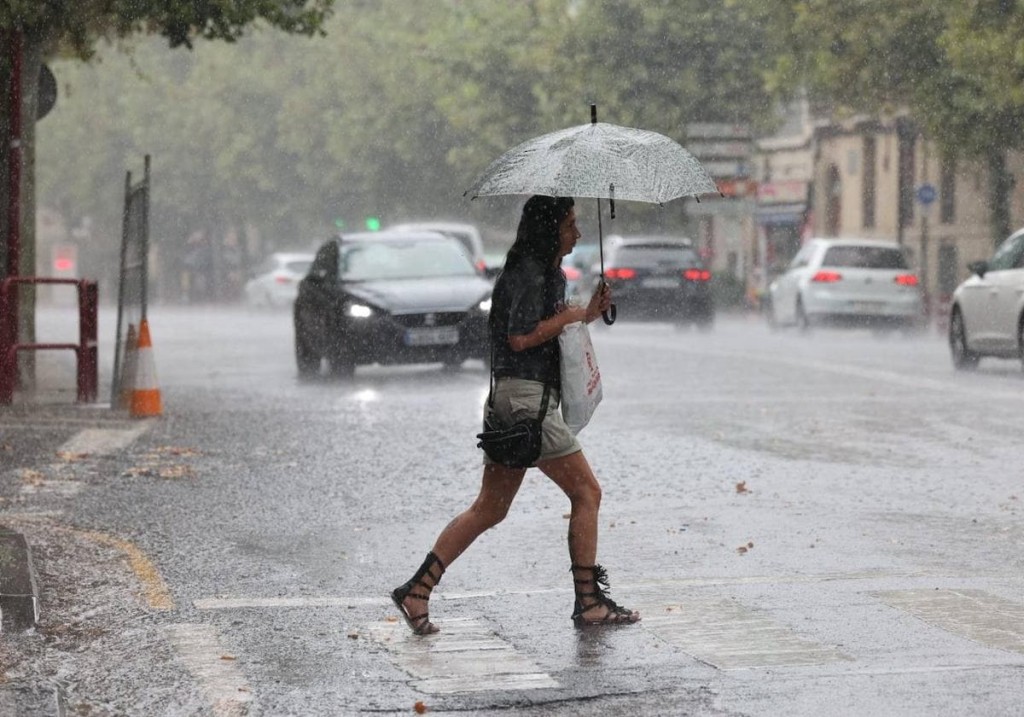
[940,156,956,224]
[862,136,876,228]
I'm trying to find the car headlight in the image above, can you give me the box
[347,303,374,318]
[477,298,492,312]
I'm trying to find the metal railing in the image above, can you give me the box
[0,277,98,404]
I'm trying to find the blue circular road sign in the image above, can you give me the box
[917,183,937,205]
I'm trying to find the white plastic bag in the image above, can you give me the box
[559,321,602,434]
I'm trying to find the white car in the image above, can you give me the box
[768,238,923,332]
[244,252,314,308]
[948,227,1024,370]
[388,221,486,273]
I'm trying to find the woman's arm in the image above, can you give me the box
[508,284,611,352]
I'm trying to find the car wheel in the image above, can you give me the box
[327,352,355,378]
[765,299,779,331]
[696,313,714,333]
[1018,316,1024,372]
[949,307,979,370]
[294,323,320,378]
[796,299,812,333]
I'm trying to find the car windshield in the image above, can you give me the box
[340,240,476,280]
[822,245,908,269]
[615,244,700,268]
[285,260,312,274]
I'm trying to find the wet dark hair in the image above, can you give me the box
[504,195,574,270]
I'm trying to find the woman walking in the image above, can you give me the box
[390,195,640,634]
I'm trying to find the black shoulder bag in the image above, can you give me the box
[475,346,551,468]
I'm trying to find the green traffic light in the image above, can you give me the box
[365,216,381,231]
[334,218,345,229]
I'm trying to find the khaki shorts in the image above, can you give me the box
[482,377,582,466]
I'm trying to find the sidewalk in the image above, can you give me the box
[1,351,120,634]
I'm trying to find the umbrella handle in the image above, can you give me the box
[602,303,616,325]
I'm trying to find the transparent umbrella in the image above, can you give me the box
[466,105,718,323]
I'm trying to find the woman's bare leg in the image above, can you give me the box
[537,450,601,565]
[538,450,638,624]
[431,463,526,564]
[398,463,525,631]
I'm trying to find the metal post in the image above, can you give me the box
[141,155,150,320]
[111,170,131,404]
[5,29,23,348]
[77,280,98,402]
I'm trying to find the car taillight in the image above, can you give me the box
[274,275,294,284]
[476,259,487,272]
[894,274,919,286]
[683,268,711,281]
[811,271,843,283]
[563,266,581,280]
[606,268,636,280]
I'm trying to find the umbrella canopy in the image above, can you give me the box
[465,116,718,203]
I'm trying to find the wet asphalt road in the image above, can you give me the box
[1,305,1022,716]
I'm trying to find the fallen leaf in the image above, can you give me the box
[19,469,45,485]
[737,546,748,555]
[220,655,236,661]
[158,465,196,479]
[155,446,201,457]
[385,615,398,623]
[562,512,571,519]
[414,701,428,714]
[347,632,359,639]
[56,451,91,462]
[747,541,754,548]
[736,481,750,494]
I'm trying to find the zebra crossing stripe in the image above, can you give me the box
[367,617,559,694]
[165,624,252,716]
[57,426,149,456]
[874,589,1024,654]
[635,596,851,670]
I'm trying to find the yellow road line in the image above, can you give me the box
[81,530,175,610]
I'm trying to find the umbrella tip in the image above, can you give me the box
[590,104,597,124]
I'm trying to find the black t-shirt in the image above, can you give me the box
[489,256,565,386]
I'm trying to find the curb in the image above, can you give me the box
[0,529,40,632]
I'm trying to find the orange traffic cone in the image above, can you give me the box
[117,323,138,410]
[130,318,162,418]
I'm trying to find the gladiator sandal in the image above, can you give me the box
[391,552,446,635]
[570,564,640,627]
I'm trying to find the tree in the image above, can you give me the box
[0,0,333,386]
[742,0,1024,246]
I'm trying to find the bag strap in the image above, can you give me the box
[486,340,551,423]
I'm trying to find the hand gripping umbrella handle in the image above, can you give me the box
[602,303,617,325]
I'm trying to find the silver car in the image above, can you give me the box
[768,238,923,332]
[244,252,314,308]
[948,226,1024,370]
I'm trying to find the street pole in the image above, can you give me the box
[6,29,22,279]
[4,29,23,356]
[921,141,931,324]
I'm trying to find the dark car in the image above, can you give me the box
[591,235,714,328]
[294,231,493,377]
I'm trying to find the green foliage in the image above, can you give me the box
[740,0,1024,243]
[34,1,778,257]
[0,0,333,55]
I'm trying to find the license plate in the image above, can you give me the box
[852,301,884,313]
[641,277,680,289]
[404,326,459,346]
